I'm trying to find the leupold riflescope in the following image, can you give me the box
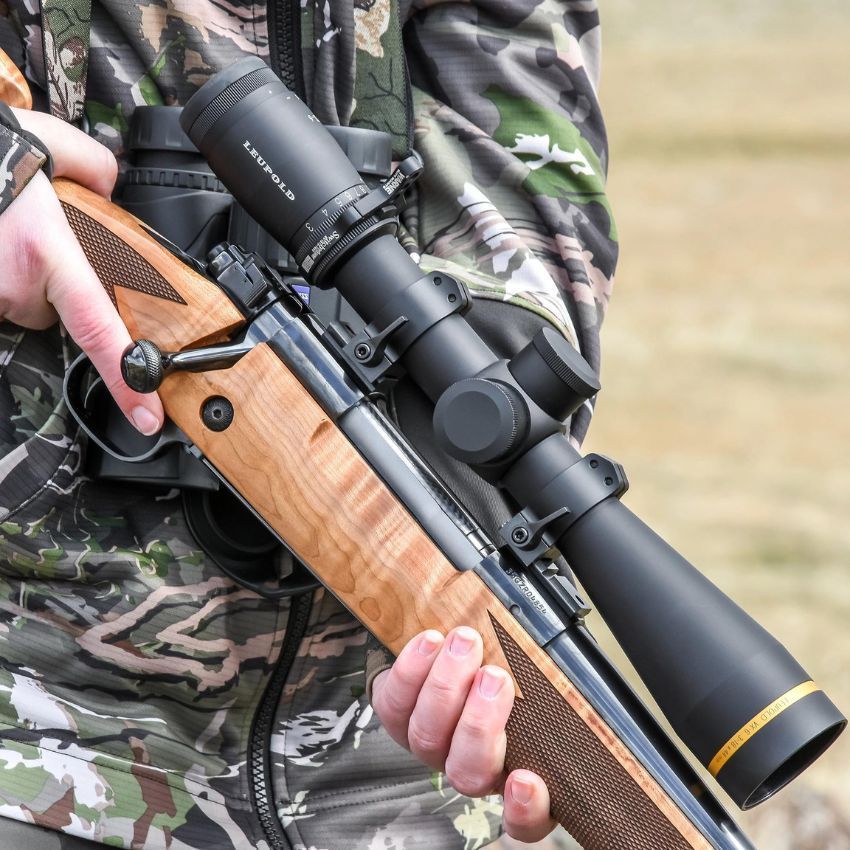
[180,57,845,809]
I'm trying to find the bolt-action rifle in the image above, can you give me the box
[3,51,845,850]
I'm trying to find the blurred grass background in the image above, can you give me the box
[500,1,850,847]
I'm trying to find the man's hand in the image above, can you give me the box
[371,627,556,844]
[0,108,164,435]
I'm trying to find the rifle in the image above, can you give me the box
[3,49,844,849]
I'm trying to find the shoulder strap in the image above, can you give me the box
[349,0,411,156]
[299,0,412,157]
[40,0,91,123]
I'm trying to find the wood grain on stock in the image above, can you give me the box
[54,180,244,350]
[0,50,31,110]
[58,181,712,850]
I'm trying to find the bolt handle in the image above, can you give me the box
[121,336,255,395]
[122,339,166,394]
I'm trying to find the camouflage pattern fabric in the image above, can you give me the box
[301,0,411,155]
[4,0,271,156]
[41,0,91,122]
[0,0,616,847]
[271,591,503,850]
[405,0,616,443]
[0,323,290,849]
[0,118,46,213]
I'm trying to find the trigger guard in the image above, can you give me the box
[64,352,193,463]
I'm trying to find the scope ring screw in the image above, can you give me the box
[511,526,530,545]
[354,343,372,361]
[202,396,234,431]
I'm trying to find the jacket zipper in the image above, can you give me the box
[403,66,414,156]
[252,6,309,849]
[249,590,314,850]
[268,0,305,97]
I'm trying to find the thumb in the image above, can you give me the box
[42,196,164,435]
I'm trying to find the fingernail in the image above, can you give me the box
[511,776,534,806]
[131,406,161,436]
[478,667,507,699]
[448,627,477,657]
[417,630,443,655]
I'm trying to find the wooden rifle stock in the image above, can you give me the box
[0,49,31,110]
[52,177,729,850]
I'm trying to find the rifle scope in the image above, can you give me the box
[183,57,845,809]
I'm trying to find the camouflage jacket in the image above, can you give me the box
[0,1,617,848]
[0,100,48,213]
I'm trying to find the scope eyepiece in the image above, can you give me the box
[182,58,396,284]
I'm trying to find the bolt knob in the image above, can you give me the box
[121,339,165,394]
[509,327,600,421]
[433,378,528,465]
